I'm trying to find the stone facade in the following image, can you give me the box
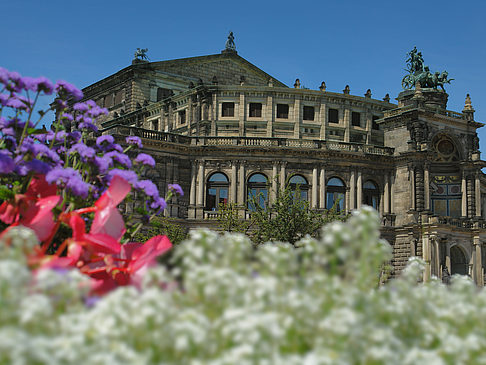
[79,47,486,284]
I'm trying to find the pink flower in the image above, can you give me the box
[91,175,131,240]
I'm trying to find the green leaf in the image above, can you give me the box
[0,185,15,200]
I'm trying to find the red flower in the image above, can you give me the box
[0,175,59,242]
[90,175,131,240]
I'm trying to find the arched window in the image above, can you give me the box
[289,175,309,201]
[326,177,345,211]
[247,173,268,211]
[206,172,229,211]
[450,245,468,276]
[363,180,380,210]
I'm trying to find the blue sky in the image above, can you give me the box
[2,0,485,150]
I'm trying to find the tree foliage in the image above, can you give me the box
[134,216,188,245]
[217,178,346,245]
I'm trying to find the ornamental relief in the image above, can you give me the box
[431,135,460,162]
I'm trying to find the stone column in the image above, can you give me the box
[211,94,217,136]
[167,103,173,132]
[293,97,301,139]
[280,162,286,188]
[238,162,246,207]
[422,233,431,281]
[476,172,481,217]
[445,244,451,274]
[410,166,415,211]
[349,170,356,210]
[357,170,362,210]
[187,98,193,136]
[239,93,245,136]
[266,94,273,137]
[384,172,390,214]
[424,163,430,211]
[231,161,237,204]
[196,161,205,207]
[312,167,318,209]
[271,163,278,205]
[462,171,467,217]
[473,235,483,286]
[365,112,372,144]
[319,166,326,209]
[390,171,395,214]
[343,108,350,142]
[189,162,197,219]
[319,101,326,140]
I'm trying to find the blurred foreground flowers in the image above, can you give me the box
[2,207,486,364]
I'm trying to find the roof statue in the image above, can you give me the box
[225,32,236,51]
[401,47,453,91]
[134,48,149,61]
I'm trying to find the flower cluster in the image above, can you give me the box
[0,68,183,245]
[2,207,486,363]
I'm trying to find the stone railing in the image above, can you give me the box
[436,216,475,229]
[101,125,394,156]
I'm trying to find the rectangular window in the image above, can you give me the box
[303,106,315,121]
[276,104,289,119]
[352,112,361,127]
[222,102,235,117]
[152,119,159,131]
[372,116,380,130]
[179,110,186,124]
[328,108,339,123]
[114,90,124,105]
[104,94,113,108]
[249,103,262,118]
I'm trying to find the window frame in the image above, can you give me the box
[247,173,269,211]
[206,172,229,211]
[221,102,235,118]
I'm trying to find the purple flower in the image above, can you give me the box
[0,67,8,84]
[150,197,167,211]
[20,138,60,163]
[36,77,54,95]
[0,93,9,106]
[78,121,98,132]
[136,180,160,198]
[67,131,82,143]
[25,159,51,174]
[107,169,138,185]
[73,102,89,112]
[168,184,184,196]
[68,143,96,160]
[96,135,114,146]
[0,151,14,174]
[126,136,143,148]
[22,76,53,94]
[46,167,91,198]
[55,80,83,101]
[134,153,155,168]
[105,151,131,168]
[94,156,112,174]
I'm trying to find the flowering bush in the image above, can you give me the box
[0,68,181,294]
[2,207,486,364]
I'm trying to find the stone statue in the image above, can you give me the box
[401,47,453,91]
[225,32,236,51]
[319,81,326,91]
[134,48,149,61]
[343,85,350,94]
